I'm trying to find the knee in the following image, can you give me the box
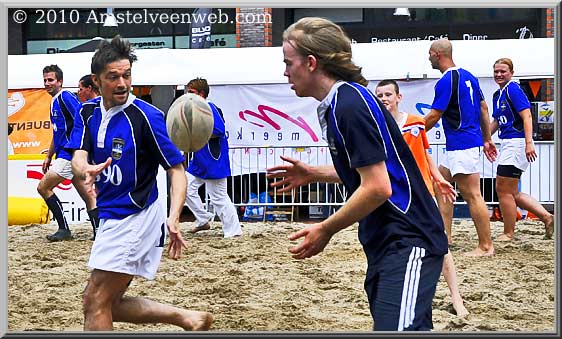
[36,181,48,198]
[82,281,110,315]
[496,181,515,197]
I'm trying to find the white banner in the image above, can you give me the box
[209,78,499,175]
[210,78,498,147]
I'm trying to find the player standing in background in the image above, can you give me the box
[490,58,554,241]
[38,64,99,241]
[183,77,242,238]
[376,79,469,317]
[425,38,497,257]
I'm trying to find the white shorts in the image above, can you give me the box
[88,201,166,280]
[498,138,530,172]
[50,157,74,180]
[441,147,481,177]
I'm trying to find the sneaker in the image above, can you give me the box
[46,229,73,242]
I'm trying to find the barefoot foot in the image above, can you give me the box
[496,234,514,242]
[180,311,214,331]
[464,247,495,257]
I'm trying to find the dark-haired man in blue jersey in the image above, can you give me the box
[37,64,99,242]
[67,36,213,331]
[424,38,497,257]
[267,17,448,331]
[183,77,242,238]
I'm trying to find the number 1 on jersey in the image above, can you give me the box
[465,80,474,106]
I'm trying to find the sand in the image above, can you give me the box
[7,218,555,332]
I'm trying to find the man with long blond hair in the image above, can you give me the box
[267,17,448,331]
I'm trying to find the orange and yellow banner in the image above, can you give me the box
[8,89,52,154]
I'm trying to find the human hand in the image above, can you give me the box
[42,156,52,174]
[266,156,311,193]
[83,157,112,197]
[288,223,332,259]
[436,179,457,204]
[525,142,537,162]
[167,218,188,260]
[483,141,498,162]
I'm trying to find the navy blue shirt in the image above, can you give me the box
[431,67,485,151]
[187,101,231,179]
[492,81,530,139]
[51,90,81,160]
[67,95,184,220]
[320,82,448,264]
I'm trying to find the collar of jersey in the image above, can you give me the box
[496,80,517,110]
[317,80,345,142]
[97,94,137,148]
[440,66,460,79]
[50,89,65,113]
[100,93,137,117]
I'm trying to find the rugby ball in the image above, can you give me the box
[166,93,214,153]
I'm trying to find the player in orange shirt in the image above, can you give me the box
[376,79,468,317]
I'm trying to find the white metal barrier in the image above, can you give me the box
[189,142,554,219]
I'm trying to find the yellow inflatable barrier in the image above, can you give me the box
[8,197,50,226]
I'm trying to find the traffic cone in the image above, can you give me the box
[526,211,540,221]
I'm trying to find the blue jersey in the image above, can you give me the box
[431,67,484,151]
[320,82,448,264]
[492,81,530,139]
[67,95,184,220]
[187,101,231,179]
[51,90,81,160]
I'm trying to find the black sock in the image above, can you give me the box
[45,194,69,231]
[87,208,100,235]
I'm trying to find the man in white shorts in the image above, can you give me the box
[38,65,98,242]
[424,39,498,257]
[67,36,213,331]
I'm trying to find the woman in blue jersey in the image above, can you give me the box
[491,58,554,241]
[267,17,448,331]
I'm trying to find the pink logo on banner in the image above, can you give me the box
[239,104,319,142]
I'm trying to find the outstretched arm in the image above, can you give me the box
[287,161,391,259]
[266,155,341,193]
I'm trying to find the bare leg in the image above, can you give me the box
[442,250,469,317]
[37,170,65,201]
[83,269,213,331]
[514,192,554,238]
[437,166,454,244]
[495,176,519,241]
[455,173,494,256]
[113,297,214,330]
[72,176,97,211]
